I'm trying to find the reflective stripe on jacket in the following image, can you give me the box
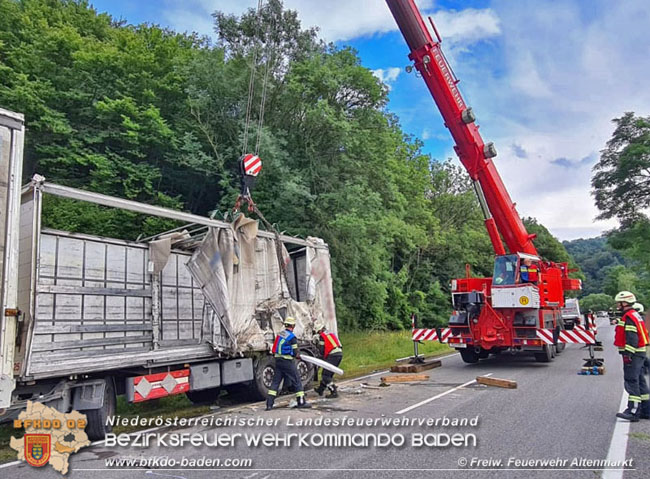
[614,309,649,354]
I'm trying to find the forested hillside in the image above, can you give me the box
[0,0,577,329]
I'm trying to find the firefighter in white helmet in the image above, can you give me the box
[614,292,649,421]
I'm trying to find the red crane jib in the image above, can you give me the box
[386,0,537,257]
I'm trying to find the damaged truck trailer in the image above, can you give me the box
[0,108,337,439]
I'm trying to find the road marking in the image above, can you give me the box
[395,373,493,415]
[602,391,631,479]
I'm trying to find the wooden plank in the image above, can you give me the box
[391,359,441,373]
[380,374,429,384]
[476,375,517,389]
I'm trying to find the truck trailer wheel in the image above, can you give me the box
[534,345,554,363]
[249,354,316,401]
[247,355,276,401]
[82,377,116,441]
[459,348,480,364]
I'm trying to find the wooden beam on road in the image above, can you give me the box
[476,375,517,389]
[391,359,441,373]
[381,374,429,384]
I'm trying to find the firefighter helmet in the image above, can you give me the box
[615,291,637,304]
[313,320,326,332]
[284,316,296,326]
[633,302,645,313]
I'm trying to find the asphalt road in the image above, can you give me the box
[5,318,648,479]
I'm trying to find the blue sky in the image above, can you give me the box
[88,0,650,240]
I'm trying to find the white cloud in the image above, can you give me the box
[430,8,501,45]
[161,0,500,46]
[372,67,401,88]
[442,0,650,240]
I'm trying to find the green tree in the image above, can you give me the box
[579,293,615,312]
[592,112,650,226]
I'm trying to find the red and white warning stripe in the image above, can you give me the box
[243,154,262,176]
[128,369,190,403]
[559,329,596,344]
[412,328,438,341]
[536,328,596,345]
[576,323,597,335]
[412,327,452,343]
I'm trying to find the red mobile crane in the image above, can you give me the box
[386,0,582,363]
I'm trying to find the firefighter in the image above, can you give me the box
[634,302,650,392]
[614,291,649,421]
[313,321,343,398]
[266,317,311,411]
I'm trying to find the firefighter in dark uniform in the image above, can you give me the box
[634,302,650,409]
[266,316,311,411]
[614,291,650,421]
[313,321,343,398]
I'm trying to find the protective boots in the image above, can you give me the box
[616,401,640,422]
[265,397,274,411]
[327,384,338,398]
[314,384,326,396]
[641,401,650,420]
[296,396,311,408]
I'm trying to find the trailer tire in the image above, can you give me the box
[534,345,553,363]
[186,387,221,405]
[82,377,116,441]
[478,348,490,359]
[249,354,316,401]
[459,349,480,364]
[248,355,276,401]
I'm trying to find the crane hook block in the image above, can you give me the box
[239,153,262,196]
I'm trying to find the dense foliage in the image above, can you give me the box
[563,237,625,296]
[590,112,650,307]
[0,0,576,329]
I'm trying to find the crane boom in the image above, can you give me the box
[386,0,537,256]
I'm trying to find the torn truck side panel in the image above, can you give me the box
[11,180,337,382]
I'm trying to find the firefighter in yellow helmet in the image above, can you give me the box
[614,292,649,421]
[266,316,311,411]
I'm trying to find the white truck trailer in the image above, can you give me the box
[0,108,337,439]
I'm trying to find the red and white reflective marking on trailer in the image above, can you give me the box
[243,154,262,176]
[128,369,190,403]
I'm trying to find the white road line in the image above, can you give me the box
[602,391,630,479]
[395,373,493,415]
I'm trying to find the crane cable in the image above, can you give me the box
[238,1,289,290]
[242,0,274,157]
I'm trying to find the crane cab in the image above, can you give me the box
[491,253,541,309]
